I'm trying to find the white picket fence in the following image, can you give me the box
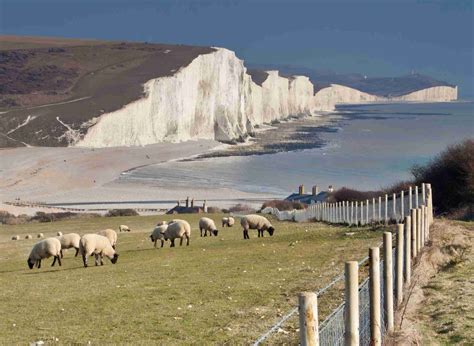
[262,184,429,225]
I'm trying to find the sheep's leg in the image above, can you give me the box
[52,256,57,267]
[200,228,203,237]
[57,255,62,266]
[243,230,249,239]
[186,235,190,246]
[170,239,175,247]
[160,239,164,248]
[82,254,88,267]
[74,248,79,257]
[37,260,41,269]
[154,240,157,248]
[100,254,104,266]
[180,237,183,246]
[60,249,64,258]
[94,254,100,266]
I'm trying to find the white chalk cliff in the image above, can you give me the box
[76,48,458,148]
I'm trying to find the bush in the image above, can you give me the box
[411,139,474,215]
[0,211,29,225]
[228,204,254,213]
[31,211,89,222]
[206,206,222,213]
[261,200,306,211]
[106,209,139,217]
[329,187,381,202]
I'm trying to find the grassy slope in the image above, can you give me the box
[0,214,386,344]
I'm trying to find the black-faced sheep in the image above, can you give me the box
[222,216,235,228]
[162,220,191,247]
[240,214,275,239]
[199,217,218,237]
[27,238,62,269]
[79,234,119,268]
[97,229,118,249]
[56,233,81,258]
[150,224,168,248]
[119,225,131,232]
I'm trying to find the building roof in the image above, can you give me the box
[285,191,329,204]
[166,206,203,214]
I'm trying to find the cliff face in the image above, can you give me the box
[387,86,458,102]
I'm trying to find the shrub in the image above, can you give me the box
[411,139,474,215]
[30,211,92,222]
[206,206,222,213]
[329,187,381,202]
[228,204,254,213]
[261,200,306,211]
[106,209,139,217]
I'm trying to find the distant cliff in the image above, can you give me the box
[0,36,458,148]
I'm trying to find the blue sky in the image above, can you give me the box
[1,0,473,97]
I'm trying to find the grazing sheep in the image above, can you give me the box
[156,221,168,226]
[56,233,81,258]
[11,235,20,241]
[199,217,218,237]
[119,225,131,232]
[150,224,168,248]
[222,216,235,228]
[79,234,119,268]
[56,232,63,236]
[162,220,191,247]
[97,229,118,249]
[25,234,32,240]
[240,214,275,239]
[27,237,62,269]
[37,233,44,238]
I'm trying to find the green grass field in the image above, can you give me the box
[0,214,387,344]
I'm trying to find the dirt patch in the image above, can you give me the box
[386,219,473,345]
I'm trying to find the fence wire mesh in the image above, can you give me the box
[319,302,345,346]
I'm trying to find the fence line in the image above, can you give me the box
[254,183,433,345]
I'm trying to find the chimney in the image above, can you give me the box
[177,200,180,206]
[191,198,194,208]
[312,185,319,196]
[185,197,189,208]
[298,184,305,195]
[328,185,334,193]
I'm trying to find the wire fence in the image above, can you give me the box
[254,184,432,345]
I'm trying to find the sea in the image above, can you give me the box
[124,102,473,197]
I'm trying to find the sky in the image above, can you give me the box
[1,0,473,97]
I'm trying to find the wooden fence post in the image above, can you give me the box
[360,201,364,225]
[415,186,419,208]
[378,196,382,223]
[409,186,413,210]
[417,208,422,252]
[392,193,397,221]
[351,201,354,226]
[355,201,359,226]
[411,209,417,258]
[345,261,359,346]
[396,224,404,306]
[372,198,376,224]
[369,247,381,346]
[384,194,388,224]
[401,190,405,220]
[421,205,426,245]
[366,199,369,226]
[383,232,394,332]
[404,216,411,285]
[298,292,319,346]
[422,183,426,205]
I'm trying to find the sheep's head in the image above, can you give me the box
[212,230,219,236]
[27,258,34,269]
[111,253,119,264]
[267,227,275,236]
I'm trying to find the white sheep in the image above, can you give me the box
[162,220,191,247]
[11,235,20,241]
[222,216,235,228]
[156,221,168,226]
[79,234,119,267]
[25,234,32,240]
[27,237,62,269]
[119,224,131,232]
[37,233,44,238]
[199,217,218,237]
[240,214,275,239]
[97,229,118,249]
[56,231,63,236]
[56,233,81,258]
[150,224,168,248]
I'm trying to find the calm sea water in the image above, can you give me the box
[125,102,473,196]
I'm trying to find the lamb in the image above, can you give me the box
[11,235,20,241]
[27,237,62,269]
[56,233,81,258]
[162,219,191,247]
[97,229,118,249]
[37,233,44,238]
[199,217,218,237]
[25,234,32,240]
[150,224,168,248]
[56,232,63,236]
[240,214,275,239]
[222,216,235,228]
[119,225,131,232]
[79,234,119,267]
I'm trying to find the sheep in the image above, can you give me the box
[119,224,131,232]
[150,224,168,248]
[37,233,44,238]
[222,216,235,228]
[240,214,275,239]
[156,221,168,226]
[27,237,62,269]
[199,217,218,237]
[79,234,119,268]
[162,220,191,247]
[56,232,63,236]
[25,234,32,240]
[11,235,20,241]
[97,229,118,249]
[56,233,81,258]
